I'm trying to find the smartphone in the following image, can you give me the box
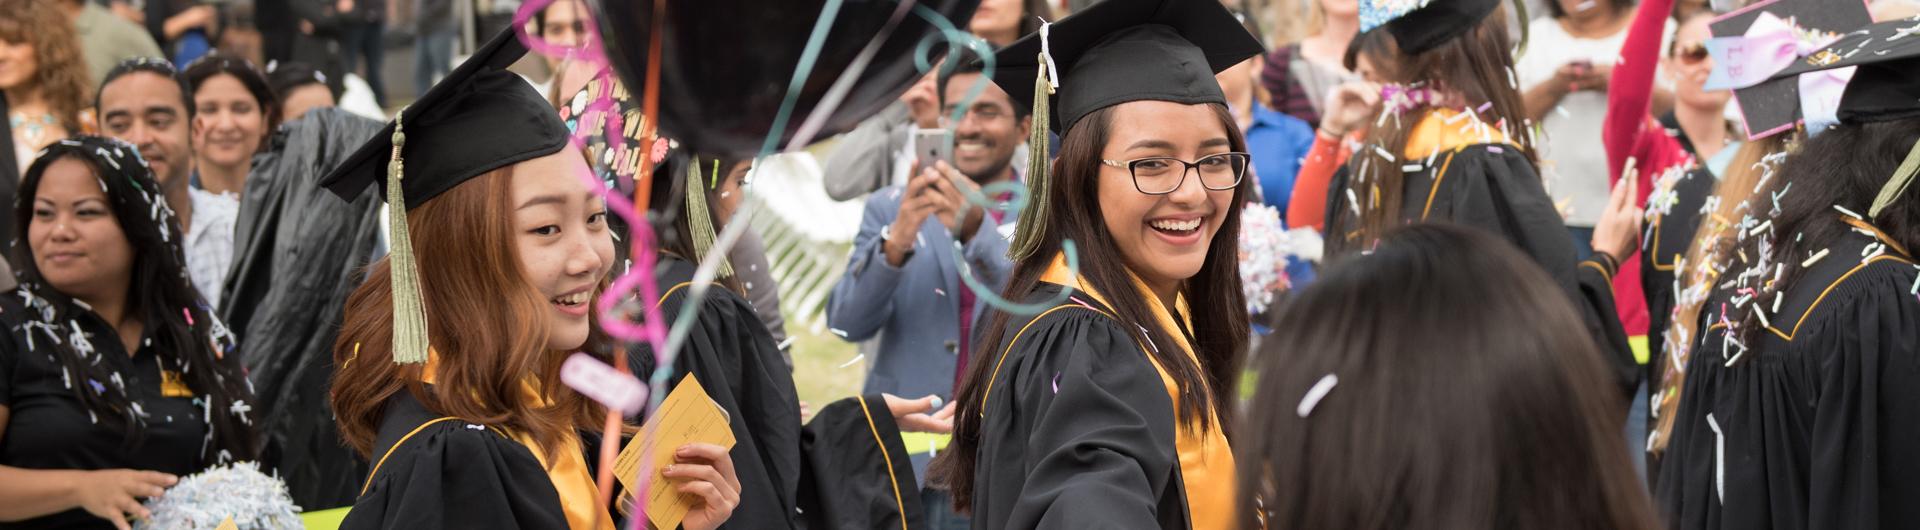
[913,127,953,171]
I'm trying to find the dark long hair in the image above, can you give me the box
[1330,14,1536,254]
[10,136,257,462]
[1733,116,1920,347]
[930,102,1253,510]
[1237,223,1656,530]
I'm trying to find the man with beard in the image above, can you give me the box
[825,47,1026,529]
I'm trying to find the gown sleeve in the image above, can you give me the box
[1441,149,1640,399]
[974,309,1183,530]
[793,394,926,529]
[1805,266,1920,528]
[632,282,807,530]
[340,421,568,529]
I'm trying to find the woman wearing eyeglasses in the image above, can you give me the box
[927,1,1260,528]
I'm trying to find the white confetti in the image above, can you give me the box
[1295,374,1339,418]
[1802,248,1830,267]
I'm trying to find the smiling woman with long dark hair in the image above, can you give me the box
[928,1,1259,528]
[0,136,255,530]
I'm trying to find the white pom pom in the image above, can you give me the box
[137,462,302,530]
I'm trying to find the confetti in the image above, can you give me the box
[837,353,866,368]
[1051,372,1061,394]
[559,353,648,415]
[1835,205,1865,219]
[1295,374,1339,418]
[1802,248,1829,267]
[829,328,849,338]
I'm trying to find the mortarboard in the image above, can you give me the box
[1767,16,1920,219]
[1702,0,1871,139]
[1356,0,1502,56]
[318,28,571,364]
[988,0,1262,261]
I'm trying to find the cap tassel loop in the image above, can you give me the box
[1869,137,1920,219]
[1009,50,1055,262]
[686,159,734,278]
[386,110,430,365]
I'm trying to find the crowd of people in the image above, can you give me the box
[2,0,1919,528]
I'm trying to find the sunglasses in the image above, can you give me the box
[1671,42,1710,64]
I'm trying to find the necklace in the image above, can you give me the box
[10,111,57,145]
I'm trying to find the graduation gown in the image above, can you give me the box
[1326,109,1637,399]
[968,253,1238,530]
[1642,165,1717,395]
[1654,223,1920,529]
[636,255,926,530]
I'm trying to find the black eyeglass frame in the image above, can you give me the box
[1100,152,1251,195]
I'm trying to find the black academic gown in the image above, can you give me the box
[1326,144,1638,399]
[339,391,571,529]
[1639,164,1717,478]
[636,255,925,529]
[1654,230,1920,530]
[969,284,1190,530]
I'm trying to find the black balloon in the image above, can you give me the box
[590,0,981,157]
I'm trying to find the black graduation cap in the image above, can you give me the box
[1706,0,1870,139]
[319,28,569,206]
[986,0,1261,261]
[1771,16,1920,125]
[1357,0,1502,56]
[990,0,1264,136]
[317,28,570,365]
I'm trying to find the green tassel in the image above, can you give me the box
[1870,137,1920,219]
[686,159,734,278]
[1512,0,1530,58]
[386,109,429,365]
[1008,54,1054,262]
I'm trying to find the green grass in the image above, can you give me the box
[789,328,866,408]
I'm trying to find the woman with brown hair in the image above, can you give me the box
[929,0,1260,528]
[1322,0,1642,399]
[1237,223,1659,530]
[0,0,96,244]
[322,31,738,530]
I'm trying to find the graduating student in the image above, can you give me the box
[929,0,1260,528]
[324,28,945,530]
[631,147,955,530]
[321,30,738,530]
[1323,0,1640,398]
[1655,19,1920,530]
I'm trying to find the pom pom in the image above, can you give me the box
[137,462,302,530]
[1237,204,1324,314]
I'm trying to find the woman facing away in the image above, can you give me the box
[1236,223,1659,530]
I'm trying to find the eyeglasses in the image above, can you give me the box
[1101,152,1249,195]
[1671,41,1710,64]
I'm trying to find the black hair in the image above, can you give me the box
[1546,0,1638,18]
[181,52,280,133]
[936,47,1032,120]
[1735,115,1920,347]
[932,101,1253,510]
[11,136,258,462]
[266,61,344,105]
[1236,223,1657,529]
[93,57,188,115]
[645,150,748,293]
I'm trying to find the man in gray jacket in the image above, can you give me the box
[825,50,1027,529]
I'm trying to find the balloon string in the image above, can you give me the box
[788,0,918,146]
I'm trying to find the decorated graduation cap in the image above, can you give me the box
[989,0,1262,260]
[318,28,570,364]
[1702,0,1872,139]
[1356,0,1503,55]
[1767,16,1920,219]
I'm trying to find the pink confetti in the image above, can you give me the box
[559,353,648,416]
[183,308,193,326]
[1051,372,1061,394]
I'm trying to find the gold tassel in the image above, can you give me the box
[1871,137,1920,219]
[387,110,430,365]
[1008,54,1054,262]
[1511,0,1530,57]
[685,158,734,278]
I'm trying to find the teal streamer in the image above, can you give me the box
[759,0,850,156]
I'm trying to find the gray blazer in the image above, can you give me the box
[827,184,1014,401]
